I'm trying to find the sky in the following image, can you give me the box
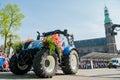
[0,0,120,50]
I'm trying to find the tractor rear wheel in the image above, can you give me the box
[9,54,31,75]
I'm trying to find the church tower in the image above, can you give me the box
[104,6,117,53]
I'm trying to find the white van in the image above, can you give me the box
[108,58,120,68]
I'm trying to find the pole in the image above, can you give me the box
[90,59,94,69]
[8,34,12,55]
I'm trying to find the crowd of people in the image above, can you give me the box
[0,50,9,71]
[79,60,108,69]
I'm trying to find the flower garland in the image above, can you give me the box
[12,41,24,53]
[43,34,63,59]
[44,36,56,55]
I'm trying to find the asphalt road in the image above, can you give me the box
[0,68,120,80]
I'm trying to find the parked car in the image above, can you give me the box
[108,58,120,68]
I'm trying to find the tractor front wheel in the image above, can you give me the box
[61,50,79,74]
[33,50,57,78]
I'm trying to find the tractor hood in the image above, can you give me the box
[22,40,42,50]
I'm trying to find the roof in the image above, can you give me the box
[81,52,120,59]
[104,6,112,24]
[74,37,106,48]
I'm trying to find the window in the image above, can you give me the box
[59,34,68,48]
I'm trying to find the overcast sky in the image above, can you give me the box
[0,0,120,50]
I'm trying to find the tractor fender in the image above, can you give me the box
[63,46,75,55]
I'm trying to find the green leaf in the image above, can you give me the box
[12,41,23,53]
[44,36,61,59]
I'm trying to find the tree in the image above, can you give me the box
[0,4,24,53]
[6,33,21,54]
[0,44,4,52]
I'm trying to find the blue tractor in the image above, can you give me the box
[9,29,79,78]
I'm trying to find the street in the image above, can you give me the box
[0,68,120,80]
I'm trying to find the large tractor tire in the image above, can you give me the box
[61,50,79,74]
[9,54,32,75]
[33,50,57,78]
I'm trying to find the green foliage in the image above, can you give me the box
[43,36,61,59]
[8,33,21,43]
[45,37,56,55]
[55,46,61,59]
[0,12,10,26]
[0,45,4,51]
[0,11,10,37]
[0,3,24,53]
[4,4,24,29]
[12,41,24,53]
[7,33,20,46]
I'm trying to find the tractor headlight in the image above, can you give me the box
[28,43,33,49]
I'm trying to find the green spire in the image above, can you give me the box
[104,6,112,24]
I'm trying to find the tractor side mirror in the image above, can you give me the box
[37,31,40,40]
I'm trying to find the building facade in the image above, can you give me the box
[104,6,117,53]
[74,6,117,57]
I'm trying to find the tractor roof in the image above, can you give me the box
[42,29,68,37]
